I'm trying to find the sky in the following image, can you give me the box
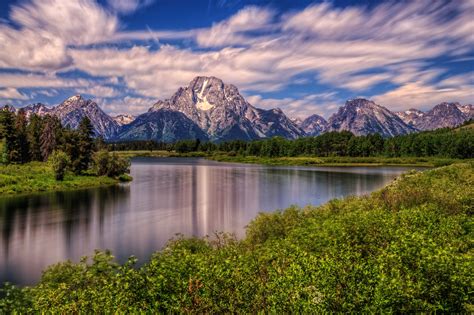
[0,0,472,118]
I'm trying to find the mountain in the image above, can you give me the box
[300,114,327,136]
[116,109,208,142]
[413,102,471,131]
[1,105,16,112]
[51,95,120,139]
[22,103,53,118]
[149,76,303,141]
[113,114,136,126]
[456,104,473,120]
[395,108,424,126]
[326,99,416,137]
[16,95,120,139]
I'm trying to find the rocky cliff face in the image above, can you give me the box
[52,95,120,139]
[149,76,303,141]
[300,114,327,136]
[395,109,424,126]
[113,114,136,126]
[325,99,416,137]
[413,102,471,131]
[21,103,53,119]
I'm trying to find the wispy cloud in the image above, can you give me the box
[0,87,29,100]
[107,0,155,15]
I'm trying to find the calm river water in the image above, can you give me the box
[0,157,419,285]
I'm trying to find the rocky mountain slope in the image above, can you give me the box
[149,76,303,141]
[18,95,120,139]
[113,114,136,126]
[52,95,120,139]
[412,102,472,131]
[300,114,327,136]
[22,103,53,119]
[326,99,416,137]
[116,109,208,142]
[395,109,424,127]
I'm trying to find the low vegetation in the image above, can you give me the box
[209,155,461,167]
[0,162,118,196]
[1,162,472,312]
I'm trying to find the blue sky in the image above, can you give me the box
[0,0,472,118]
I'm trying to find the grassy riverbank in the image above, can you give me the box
[2,162,472,313]
[114,149,462,167]
[208,155,464,167]
[0,162,122,196]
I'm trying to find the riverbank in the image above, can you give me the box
[113,150,462,167]
[0,162,127,196]
[208,155,464,167]
[2,162,472,312]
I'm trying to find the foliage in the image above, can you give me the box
[93,150,130,178]
[110,127,474,160]
[49,150,70,181]
[73,117,95,174]
[40,115,62,161]
[1,163,472,312]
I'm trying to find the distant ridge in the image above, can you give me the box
[9,76,473,141]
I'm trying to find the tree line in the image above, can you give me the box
[0,107,129,180]
[111,126,474,159]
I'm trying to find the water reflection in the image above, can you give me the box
[0,157,417,285]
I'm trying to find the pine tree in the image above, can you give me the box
[40,115,61,161]
[74,117,95,173]
[15,109,30,163]
[0,106,18,163]
[27,114,44,161]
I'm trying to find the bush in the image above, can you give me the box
[48,150,70,181]
[93,150,130,178]
[107,153,130,177]
[92,150,110,176]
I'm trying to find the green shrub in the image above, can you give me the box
[92,150,130,178]
[48,150,70,181]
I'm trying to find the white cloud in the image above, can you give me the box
[107,0,154,14]
[196,6,276,47]
[97,96,155,116]
[11,0,118,45]
[247,93,340,119]
[0,0,118,71]
[0,73,94,89]
[0,87,29,100]
[373,74,474,111]
[77,86,121,98]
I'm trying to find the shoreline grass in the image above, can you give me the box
[113,150,463,167]
[207,155,464,167]
[0,162,121,197]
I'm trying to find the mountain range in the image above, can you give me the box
[7,76,473,141]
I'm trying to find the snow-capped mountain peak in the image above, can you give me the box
[145,76,303,141]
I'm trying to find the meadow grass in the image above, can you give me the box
[0,162,118,196]
[208,154,463,167]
